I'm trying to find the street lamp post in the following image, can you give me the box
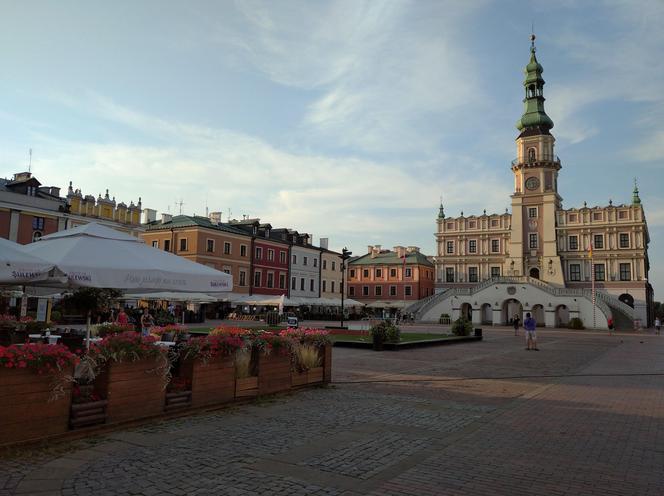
[340,247,352,328]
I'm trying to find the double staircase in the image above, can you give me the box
[407,276,635,327]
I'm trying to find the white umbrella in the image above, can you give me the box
[22,223,232,347]
[23,223,232,292]
[0,237,57,284]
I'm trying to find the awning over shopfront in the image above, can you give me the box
[365,300,410,309]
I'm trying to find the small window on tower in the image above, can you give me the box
[528,148,536,162]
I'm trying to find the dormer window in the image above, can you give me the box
[253,226,258,236]
[265,228,270,238]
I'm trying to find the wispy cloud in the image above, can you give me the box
[212,0,489,154]
[23,95,509,251]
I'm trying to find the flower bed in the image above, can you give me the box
[0,343,78,444]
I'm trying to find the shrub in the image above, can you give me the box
[94,323,135,337]
[451,318,473,336]
[293,344,322,372]
[369,321,401,344]
[50,310,62,323]
[568,317,585,330]
[234,349,253,378]
[279,328,331,347]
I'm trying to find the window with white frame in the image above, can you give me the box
[529,233,538,249]
[569,264,581,281]
[404,286,412,296]
[389,285,397,296]
[594,263,605,281]
[445,267,454,282]
[468,267,478,282]
[152,240,158,248]
[619,263,631,281]
[446,241,454,254]
[405,268,412,277]
[255,247,262,259]
[254,271,261,287]
[593,234,604,249]
[619,233,629,248]
[362,286,369,296]
[267,249,274,261]
[468,240,477,253]
[528,207,537,218]
[223,241,231,254]
[267,272,274,288]
[240,245,247,257]
[491,239,500,253]
[207,240,215,253]
[568,235,578,250]
[375,286,382,296]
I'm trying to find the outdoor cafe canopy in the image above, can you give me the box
[22,223,232,293]
[0,237,57,284]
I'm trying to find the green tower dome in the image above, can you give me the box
[516,35,554,133]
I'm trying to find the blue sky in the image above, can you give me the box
[1,1,663,296]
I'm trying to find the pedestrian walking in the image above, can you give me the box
[524,312,538,350]
[513,314,521,336]
[656,317,661,335]
[116,307,129,325]
[140,308,154,337]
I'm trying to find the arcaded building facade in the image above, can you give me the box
[428,37,653,328]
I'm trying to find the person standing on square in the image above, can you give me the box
[524,312,538,350]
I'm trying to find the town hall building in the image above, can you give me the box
[415,36,653,330]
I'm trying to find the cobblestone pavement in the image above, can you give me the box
[2,329,664,495]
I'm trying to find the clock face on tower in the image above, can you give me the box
[525,176,540,190]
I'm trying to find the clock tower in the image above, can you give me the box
[506,35,564,285]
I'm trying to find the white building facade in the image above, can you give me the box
[289,234,322,299]
[418,38,653,330]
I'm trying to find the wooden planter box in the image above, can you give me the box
[322,344,332,383]
[180,355,235,408]
[258,352,292,395]
[70,400,108,429]
[292,366,324,387]
[0,367,73,445]
[95,357,167,423]
[235,376,258,398]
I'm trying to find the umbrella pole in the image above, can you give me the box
[86,311,91,350]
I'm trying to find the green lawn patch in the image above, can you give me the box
[333,332,451,343]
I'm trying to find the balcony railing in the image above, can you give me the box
[511,156,560,167]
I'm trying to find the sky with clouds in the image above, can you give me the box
[0,0,663,296]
